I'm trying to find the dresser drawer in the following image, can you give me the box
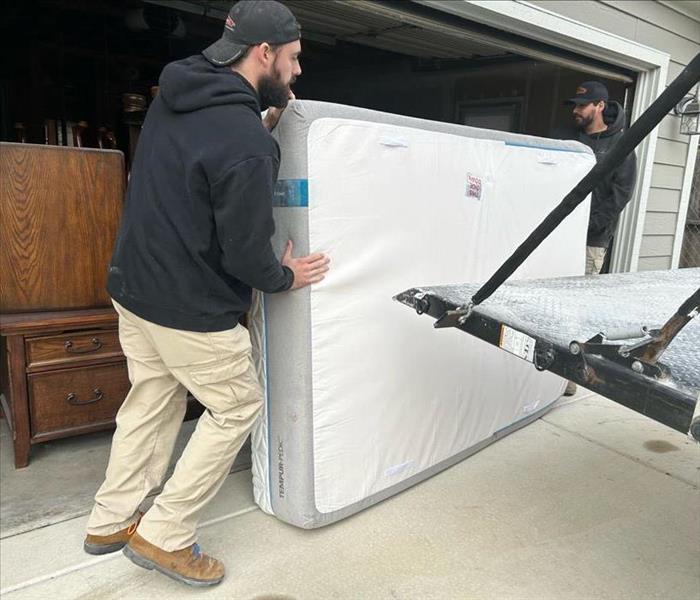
[28,362,130,439]
[25,329,122,371]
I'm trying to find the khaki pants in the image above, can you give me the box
[586,246,607,275]
[86,301,262,551]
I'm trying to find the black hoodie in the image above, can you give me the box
[577,101,637,248]
[107,55,293,332]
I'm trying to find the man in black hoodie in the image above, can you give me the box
[566,81,637,275]
[563,81,637,397]
[83,1,329,587]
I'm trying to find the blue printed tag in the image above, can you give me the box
[273,179,309,207]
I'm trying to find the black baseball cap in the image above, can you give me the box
[564,81,609,105]
[202,0,301,67]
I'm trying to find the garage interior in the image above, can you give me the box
[2,0,636,157]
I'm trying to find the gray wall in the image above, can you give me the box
[529,0,700,270]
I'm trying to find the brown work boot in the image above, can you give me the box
[84,512,142,555]
[123,532,225,587]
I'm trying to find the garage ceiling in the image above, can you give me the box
[283,0,509,59]
[150,0,510,60]
[147,0,633,81]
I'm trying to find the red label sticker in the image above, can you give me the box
[466,173,482,201]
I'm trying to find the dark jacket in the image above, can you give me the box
[107,55,293,332]
[578,101,637,247]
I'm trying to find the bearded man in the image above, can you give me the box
[83,0,329,587]
[562,80,637,397]
[567,80,637,275]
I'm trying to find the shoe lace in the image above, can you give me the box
[192,543,202,559]
[126,511,143,535]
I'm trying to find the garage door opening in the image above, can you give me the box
[149,0,639,140]
[2,0,637,145]
[278,0,638,141]
[2,0,642,271]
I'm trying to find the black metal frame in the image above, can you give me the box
[395,288,699,439]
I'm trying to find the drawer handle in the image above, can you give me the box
[64,337,103,354]
[67,388,104,406]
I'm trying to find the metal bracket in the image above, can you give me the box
[413,292,430,315]
[393,289,433,316]
[435,302,474,329]
[565,286,699,381]
[533,342,556,372]
[568,328,668,380]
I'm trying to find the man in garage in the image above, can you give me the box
[567,80,637,275]
[563,80,637,396]
[83,0,328,587]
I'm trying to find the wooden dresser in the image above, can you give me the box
[0,310,129,468]
[0,143,128,467]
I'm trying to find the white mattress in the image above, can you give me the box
[249,100,595,528]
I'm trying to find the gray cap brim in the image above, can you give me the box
[202,38,249,66]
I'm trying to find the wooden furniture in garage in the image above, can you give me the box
[0,143,123,312]
[0,143,128,468]
[0,310,129,468]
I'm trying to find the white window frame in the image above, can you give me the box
[416,0,671,272]
[672,134,699,267]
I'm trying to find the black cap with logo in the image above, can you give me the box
[202,0,301,67]
[564,81,609,105]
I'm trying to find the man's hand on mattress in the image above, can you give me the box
[263,90,296,131]
[282,240,330,290]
